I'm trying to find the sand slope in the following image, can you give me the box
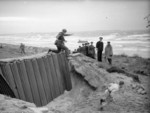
[0,43,48,59]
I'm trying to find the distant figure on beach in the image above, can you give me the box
[20,43,25,54]
[105,41,113,65]
[54,29,72,55]
[96,37,103,62]
[88,42,95,59]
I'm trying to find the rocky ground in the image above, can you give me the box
[0,44,150,113]
[113,54,150,77]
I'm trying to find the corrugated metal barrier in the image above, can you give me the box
[0,52,72,106]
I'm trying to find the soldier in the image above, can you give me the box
[85,42,89,56]
[96,37,103,62]
[105,41,113,65]
[55,29,72,56]
[81,43,86,55]
[20,43,25,54]
[77,46,82,53]
[88,42,95,59]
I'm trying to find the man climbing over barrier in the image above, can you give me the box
[48,29,72,56]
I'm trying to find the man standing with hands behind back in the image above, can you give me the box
[96,37,104,62]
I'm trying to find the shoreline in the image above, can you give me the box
[0,30,149,58]
[0,42,149,59]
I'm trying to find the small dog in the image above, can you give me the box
[99,81,124,111]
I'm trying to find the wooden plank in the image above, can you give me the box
[36,57,51,103]
[0,63,19,98]
[16,61,34,103]
[61,53,72,91]
[10,62,26,100]
[57,53,66,90]
[31,58,47,105]
[47,54,60,97]
[24,59,41,106]
[0,67,2,75]
[42,56,55,100]
[51,53,64,94]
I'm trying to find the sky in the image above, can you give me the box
[0,0,150,34]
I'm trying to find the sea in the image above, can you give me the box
[0,30,150,58]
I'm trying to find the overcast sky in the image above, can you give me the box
[0,0,150,34]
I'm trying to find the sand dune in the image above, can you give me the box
[0,43,49,59]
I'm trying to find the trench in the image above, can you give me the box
[1,53,150,113]
[0,52,72,107]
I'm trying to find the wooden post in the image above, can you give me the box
[42,56,55,100]
[51,53,64,94]
[47,54,60,97]
[36,57,51,104]
[61,53,72,90]
[10,62,26,100]
[16,60,34,103]
[31,58,47,106]
[24,59,41,106]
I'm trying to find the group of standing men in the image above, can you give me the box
[96,37,113,65]
[76,42,95,59]
[52,29,113,65]
[76,37,113,65]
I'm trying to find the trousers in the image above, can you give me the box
[97,50,103,62]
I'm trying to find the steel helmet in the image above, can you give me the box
[62,29,67,33]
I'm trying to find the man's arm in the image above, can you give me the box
[102,42,104,51]
[96,42,98,48]
[64,34,73,36]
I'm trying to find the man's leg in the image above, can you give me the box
[60,44,69,56]
[48,46,61,53]
[99,51,102,61]
[108,58,112,65]
[23,48,25,54]
[57,46,62,53]
[97,51,100,61]
[98,51,102,62]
